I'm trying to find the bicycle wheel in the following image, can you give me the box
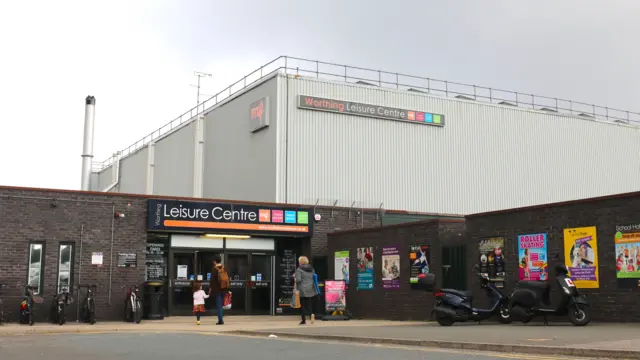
[134,300,142,324]
[124,297,130,322]
[58,305,65,325]
[89,299,96,325]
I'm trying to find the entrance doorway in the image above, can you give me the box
[224,253,273,315]
[168,249,273,315]
[441,245,467,290]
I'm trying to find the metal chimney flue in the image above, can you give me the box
[81,96,96,191]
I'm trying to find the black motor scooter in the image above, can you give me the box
[418,265,511,326]
[508,263,590,326]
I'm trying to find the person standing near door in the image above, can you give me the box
[209,255,230,325]
[294,256,318,325]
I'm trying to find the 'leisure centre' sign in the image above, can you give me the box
[297,95,444,126]
[147,199,313,237]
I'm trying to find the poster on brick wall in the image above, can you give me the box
[381,246,400,290]
[478,237,505,288]
[518,233,548,281]
[356,247,374,290]
[614,224,640,280]
[334,250,350,284]
[563,226,599,289]
[409,244,430,289]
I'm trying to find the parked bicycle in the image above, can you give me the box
[122,285,142,324]
[0,283,6,325]
[78,284,97,324]
[51,286,73,325]
[18,284,43,326]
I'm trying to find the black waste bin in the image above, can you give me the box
[144,281,164,320]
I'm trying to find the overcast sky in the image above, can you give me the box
[1,0,638,190]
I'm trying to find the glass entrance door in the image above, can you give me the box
[249,253,272,314]
[196,251,223,313]
[170,251,195,316]
[225,253,249,314]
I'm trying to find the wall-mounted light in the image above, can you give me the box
[202,234,250,239]
[114,211,125,218]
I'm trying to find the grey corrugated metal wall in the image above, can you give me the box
[202,76,279,202]
[117,147,148,194]
[93,75,280,200]
[280,75,640,214]
[153,123,194,197]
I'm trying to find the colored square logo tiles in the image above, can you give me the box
[258,209,271,222]
[407,111,415,121]
[433,114,441,124]
[416,112,425,121]
[271,210,284,223]
[284,211,297,224]
[424,113,433,123]
[297,211,309,224]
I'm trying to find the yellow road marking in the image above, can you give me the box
[525,338,553,342]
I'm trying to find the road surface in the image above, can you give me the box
[0,332,597,360]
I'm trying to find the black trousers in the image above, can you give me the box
[300,295,317,321]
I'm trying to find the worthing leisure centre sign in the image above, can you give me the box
[147,199,313,237]
[297,95,444,126]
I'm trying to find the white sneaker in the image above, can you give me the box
[311,314,315,324]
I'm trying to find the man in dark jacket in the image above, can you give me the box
[208,255,228,325]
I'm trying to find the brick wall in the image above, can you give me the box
[0,185,453,322]
[327,219,466,321]
[465,193,640,322]
[0,188,147,323]
[310,208,381,258]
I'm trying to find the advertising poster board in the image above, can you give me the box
[518,233,548,281]
[478,237,506,288]
[334,250,350,284]
[324,280,346,312]
[356,247,374,290]
[381,246,400,290]
[409,244,430,288]
[614,224,640,287]
[564,226,600,289]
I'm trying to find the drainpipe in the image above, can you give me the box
[102,152,121,192]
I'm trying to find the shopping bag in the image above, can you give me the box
[313,273,321,295]
[222,291,232,310]
[290,290,301,308]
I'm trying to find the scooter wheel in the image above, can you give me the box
[436,315,455,326]
[498,305,512,324]
[568,305,591,326]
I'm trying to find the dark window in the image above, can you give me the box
[312,256,328,281]
[27,243,45,295]
[57,243,74,292]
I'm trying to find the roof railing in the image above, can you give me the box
[94,55,640,171]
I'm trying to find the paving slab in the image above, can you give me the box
[0,315,418,336]
[231,322,640,359]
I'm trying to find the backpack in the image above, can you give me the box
[217,265,230,289]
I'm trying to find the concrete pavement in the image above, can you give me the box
[1,316,639,359]
[0,332,592,360]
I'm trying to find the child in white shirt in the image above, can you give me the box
[193,282,210,325]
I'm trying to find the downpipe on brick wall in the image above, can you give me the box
[77,225,84,321]
[108,205,115,305]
